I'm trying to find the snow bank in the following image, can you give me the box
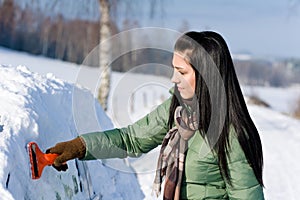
[0,65,144,200]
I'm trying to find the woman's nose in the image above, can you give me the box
[171,70,180,84]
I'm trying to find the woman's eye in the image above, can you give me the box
[179,71,185,75]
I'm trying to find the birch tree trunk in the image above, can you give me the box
[98,0,111,111]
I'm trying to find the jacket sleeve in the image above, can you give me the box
[225,127,264,200]
[79,97,171,160]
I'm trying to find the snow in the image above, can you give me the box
[242,85,300,115]
[249,105,300,200]
[1,47,300,199]
[0,65,143,199]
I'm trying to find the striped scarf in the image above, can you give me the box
[153,106,198,200]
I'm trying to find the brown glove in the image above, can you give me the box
[46,137,86,171]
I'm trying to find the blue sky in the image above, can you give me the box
[134,0,300,58]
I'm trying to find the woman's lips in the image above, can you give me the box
[177,87,184,91]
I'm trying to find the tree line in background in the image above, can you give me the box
[234,58,300,87]
[0,0,106,64]
[0,0,170,73]
[0,0,299,88]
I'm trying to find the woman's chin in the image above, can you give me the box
[179,92,193,99]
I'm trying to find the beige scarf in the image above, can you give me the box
[153,106,198,200]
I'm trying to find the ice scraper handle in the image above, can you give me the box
[44,153,59,165]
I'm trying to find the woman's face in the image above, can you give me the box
[171,52,196,99]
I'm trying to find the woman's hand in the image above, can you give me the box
[46,137,86,171]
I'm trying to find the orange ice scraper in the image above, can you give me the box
[27,142,59,179]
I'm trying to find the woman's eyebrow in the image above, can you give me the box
[173,65,185,70]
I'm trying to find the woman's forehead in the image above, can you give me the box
[172,52,190,67]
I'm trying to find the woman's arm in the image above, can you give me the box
[80,97,171,160]
[225,127,264,200]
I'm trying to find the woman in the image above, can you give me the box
[47,31,264,199]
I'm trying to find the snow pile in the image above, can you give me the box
[0,65,143,200]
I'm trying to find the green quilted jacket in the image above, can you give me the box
[80,97,264,199]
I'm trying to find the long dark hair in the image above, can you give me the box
[168,31,263,186]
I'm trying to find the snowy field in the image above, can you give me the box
[1,47,300,199]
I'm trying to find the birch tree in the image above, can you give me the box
[98,0,111,111]
[97,0,164,110]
